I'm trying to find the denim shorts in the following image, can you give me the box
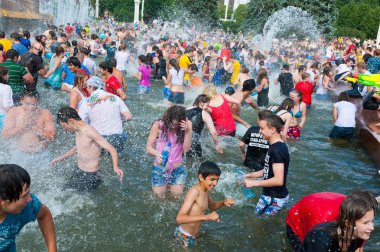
[329,126,354,139]
[255,194,289,216]
[151,165,186,187]
[168,91,185,104]
[315,94,328,100]
[139,85,151,94]
[163,87,170,99]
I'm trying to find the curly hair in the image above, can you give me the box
[159,106,186,144]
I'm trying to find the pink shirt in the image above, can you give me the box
[138,64,152,87]
[155,121,183,167]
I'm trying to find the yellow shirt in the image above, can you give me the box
[179,54,191,81]
[231,60,241,84]
[0,38,12,53]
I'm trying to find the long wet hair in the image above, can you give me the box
[74,72,87,92]
[169,58,180,73]
[257,69,268,84]
[0,66,9,84]
[336,191,377,249]
[193,94,210,107]
[160,106,186,144]
[275,98,294,114]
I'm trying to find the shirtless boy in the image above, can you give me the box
[51,107,123,191]
[175,161,235,247]
[3,91,56,153]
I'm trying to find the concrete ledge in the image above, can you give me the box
[0,9,52,20]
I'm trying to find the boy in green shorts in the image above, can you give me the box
[175,161,235,247]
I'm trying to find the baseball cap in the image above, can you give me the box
[225,86,235,95]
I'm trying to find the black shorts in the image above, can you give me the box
[286,224,303,252]
[66,167,102,192]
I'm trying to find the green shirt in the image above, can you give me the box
[0,59,28,93]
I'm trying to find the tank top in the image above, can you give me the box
[208,95,236,136]
[316,75,328,95]
[257,86,269,107]
[72,87,88,120]
[186,107,204,135]
[46,55,63,89]
[155,121,184,168]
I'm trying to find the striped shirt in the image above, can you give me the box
[0,60,28,93]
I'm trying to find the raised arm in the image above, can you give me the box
[222,94,241,105]
[37,205,57,252]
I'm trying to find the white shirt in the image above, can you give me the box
[334,101,356,128]
[83,57,97,75]
[85,90,129,135]
[115,51,129,71]
[336,64,352,74]
[169,68,184,85]
[316,75,327,95]
[306,69,315,84]
[0,83,13,114]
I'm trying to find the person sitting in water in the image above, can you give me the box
[0,164,57,252]
[329,92,356,139]
[302,191,377,252]
[3,91,56,155]
[239,110,271,172]
[175,161,235,248]
[243,113,289,216]
[84,76,132,152]
[186,94,220,157]
[51,107,124,191]
[267,98,294,140]
[146,106,192,198]
[99,61,127,100]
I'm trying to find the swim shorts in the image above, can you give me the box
[139,85,151,94]
[67,167,102,192]
[287,125,301,139]
[168,91,185,105]
[151,165,186,187]
[329,126,354,139]
[163,87,170,100]
[174,226,196,248]
[256,194,289,216]
[103,132,126,152]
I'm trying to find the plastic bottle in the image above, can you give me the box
[161,143,171,167]
[235,168,255,199]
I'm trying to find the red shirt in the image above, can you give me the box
[295,81,314,106]
[346,44,356,55]
[286,192,346,242]
[65,26,73,35]
[105,75,121,95]
[208,95,236,136]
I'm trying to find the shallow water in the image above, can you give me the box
[4,78,379,251]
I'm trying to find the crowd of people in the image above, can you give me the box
[0,17,379,251]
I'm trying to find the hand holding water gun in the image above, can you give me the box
[346,74,380,93]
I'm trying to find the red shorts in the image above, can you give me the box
[287,125,301,139]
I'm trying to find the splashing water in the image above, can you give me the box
[39,0,91,25]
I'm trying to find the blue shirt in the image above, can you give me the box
[19,38,31,49]
[0,194,42,252]
[63,64,90,85]
[11,43,28,56]
[367,57,380,74]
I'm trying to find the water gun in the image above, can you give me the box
[346,74,380,94]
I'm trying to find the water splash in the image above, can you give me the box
[39,0,91,25]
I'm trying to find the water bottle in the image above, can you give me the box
[161,143,171,167]
[235,168,255,199]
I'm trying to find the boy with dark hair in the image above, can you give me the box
[61,56,90,92]
[275,64,294,96]
[99,61,127,100]
[175,161,235,247]
[0,164,57,252]
[244,113,290,216]
[10,33,28,56]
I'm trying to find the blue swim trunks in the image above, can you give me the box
[163,87,170,99]
[255,194,289,216]
[174,226,196,248]
[139,85,151,94]
[151,165,186,187]
[168,91,185,105]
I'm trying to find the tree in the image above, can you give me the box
[179,0,220,27]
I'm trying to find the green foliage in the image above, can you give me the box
[178,0,220,27]
[334,2,380,39]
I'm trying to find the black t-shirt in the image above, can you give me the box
[242,126,269,171]
[303,221,363,252]
[186,107,204,135]
[363,53,372,64]
[262,141,289,198]
[20,52,43,83]
[277,72,294,96]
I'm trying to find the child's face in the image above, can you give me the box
[200,174,220,191]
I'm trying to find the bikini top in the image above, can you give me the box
[289,104,302,118]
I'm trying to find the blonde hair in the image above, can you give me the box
[202,83,218,98]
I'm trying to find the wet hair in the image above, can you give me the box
[290,89,303,100]
[71,40,78,47]
[90,34,98,40]
[0,66,9,84]
[357,61,367,70]
[0,164,31,202]
[297,65,306,72]
[67,56,81,68]
[57,106,82,123]
[0,31,5,38]
[193,94,210,107]
[262,113,284,133]
[160,106,186,144]
[99,61,113,73]
[169,58,180,73]
[177,50,183,56]
[337,191,377,249]
[6,49,19,60]
[119,43,127,51]
[338,92,350,101]
[274,98,294,114]
[108,58,117,68]
[202,83,218,98]
[257,69,268,83]
[198,161,221,179]
[322,66,331,76]
[23,31,30,39]
[258,110,274,121]
[185,46,196,54]
[74,72,87,91]
[301,72,310,80]
[20,91,39,101]
[242,79,256,92]
[80,47,90,56]
[189,63,198,71]
[54,46,65,56]
[138,54,147,64]
[241,64,249,73]
[10,33,21,41]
